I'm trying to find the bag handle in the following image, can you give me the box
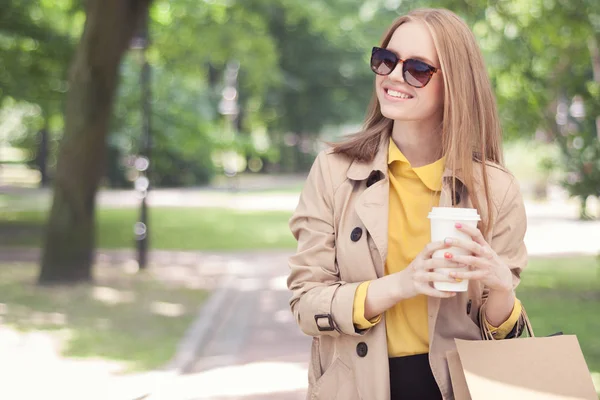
[521,306,535,338]
[480,302,535,340]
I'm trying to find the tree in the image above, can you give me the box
[39,0,152,284]
[483,0,600,218]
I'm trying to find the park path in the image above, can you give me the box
[166,252,310,400]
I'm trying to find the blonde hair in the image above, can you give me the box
[331,8,503,235]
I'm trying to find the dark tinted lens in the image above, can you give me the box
[370,48,397,75]
[403,59,434,87]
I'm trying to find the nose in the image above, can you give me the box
[387,60,405,83]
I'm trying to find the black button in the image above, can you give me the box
[366,171,382,188]
[350,227,362,242]
[356,342,368,357]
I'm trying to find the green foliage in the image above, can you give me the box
[110,57,217,187]
[2,0,600,197]
[470,1,600,213]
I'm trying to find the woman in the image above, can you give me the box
[287,8,528,400]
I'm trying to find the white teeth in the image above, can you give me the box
[387,89,412,99]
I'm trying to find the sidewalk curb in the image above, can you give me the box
[133,275,237,400]
[162,274,236,374]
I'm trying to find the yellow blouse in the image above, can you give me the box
[353,138,521,357]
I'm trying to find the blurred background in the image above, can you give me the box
[0,0,599,399]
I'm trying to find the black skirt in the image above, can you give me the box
[389,353,442,400]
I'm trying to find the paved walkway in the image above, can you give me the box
[151,252,309,400]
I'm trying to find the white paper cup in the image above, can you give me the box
[427,207,481,292]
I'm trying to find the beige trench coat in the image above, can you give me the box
[287,136,527,400]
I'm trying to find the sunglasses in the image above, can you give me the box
[370,47,439,88]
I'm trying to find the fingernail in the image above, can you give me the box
[455,223,462,228]
[444,238,453,246]
[444,252,453,259]
[455,278,463,282]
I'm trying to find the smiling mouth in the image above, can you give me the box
[385,88,413,99]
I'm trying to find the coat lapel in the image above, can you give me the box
[347,136,390,278]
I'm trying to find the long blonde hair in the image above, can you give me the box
[331,8,503,235]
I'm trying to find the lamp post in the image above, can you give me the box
[218,61,240,189]
[131,10,151,269]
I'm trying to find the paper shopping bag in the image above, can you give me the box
[447,335,598,400]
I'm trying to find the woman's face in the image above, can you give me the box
[375,21,444,123]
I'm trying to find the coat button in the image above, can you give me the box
[350,227,362,242]
[366,172,382,188]
[356,342,368,357]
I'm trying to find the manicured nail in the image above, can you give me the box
[444,238,453,246]
[444,252,453,259]
[455,223,462,229]
[455,278,463,282]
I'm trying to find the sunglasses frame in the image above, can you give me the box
[370,46,440,88]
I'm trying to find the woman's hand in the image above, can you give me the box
[396,240,464,300]
[363,240,463,320]
[444,223,513,293]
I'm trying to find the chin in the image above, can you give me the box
[379,104,411,121]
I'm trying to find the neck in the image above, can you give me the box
[391,119,442,167]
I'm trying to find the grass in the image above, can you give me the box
[517,256,600,389]
[0,207,296,250]
[0,262,209,372]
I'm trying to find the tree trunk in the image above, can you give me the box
[39,0,151,284]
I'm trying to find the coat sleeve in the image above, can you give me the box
[482,177,529,339]
[287,151,365,337]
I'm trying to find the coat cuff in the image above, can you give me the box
[331,281,367,336]
[484,298,522,339]
[352,281,382,330]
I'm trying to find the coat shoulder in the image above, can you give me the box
[314,147,353,193]
[480,162,521,211]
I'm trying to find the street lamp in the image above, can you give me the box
[218,61,241,188]
[131,10,152,269]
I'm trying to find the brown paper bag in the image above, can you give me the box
[447,309,598,399]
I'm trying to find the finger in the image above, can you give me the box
[448,269,490,281]
[420,240,450,259]
[417,284,457,298]
[444,237,488,257]
[455,223,487,246]
[415,271,458,284]
[452,255,492,270]
[425,258,464,270]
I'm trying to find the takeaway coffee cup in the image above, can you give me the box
[427,207,481,292]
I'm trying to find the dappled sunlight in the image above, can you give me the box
[0,263,208,371]
[150,301,185,317]
[92,286,136,305]
[122,259,141,275]
[268,274,289,291]
[274,309,293,324]
[0,326,136,400]
[29,311,68,326]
